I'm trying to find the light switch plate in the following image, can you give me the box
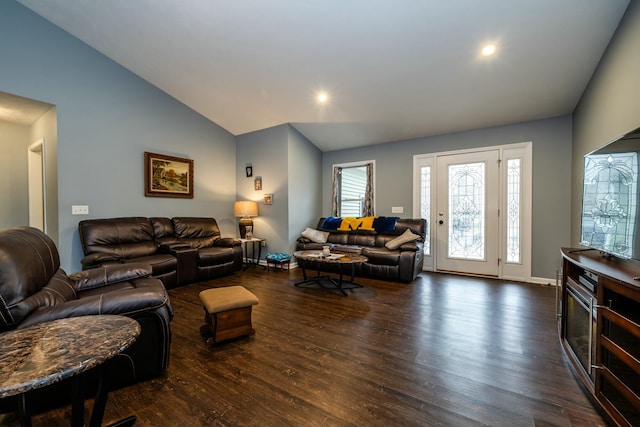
[391,206,404,214]
[72,205,89,215]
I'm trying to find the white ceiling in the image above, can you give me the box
[16,0,630,151]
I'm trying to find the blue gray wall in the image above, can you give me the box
[236,124,321,256]
[572,0,640,244]
[236,124,290,254]
[0,1,237,272]
[288,125,323,250]
[322,116,573,280]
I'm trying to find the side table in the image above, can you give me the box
[0,315,140,427]
[238,237,266,269]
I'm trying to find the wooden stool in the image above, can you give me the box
[199,286,259,344]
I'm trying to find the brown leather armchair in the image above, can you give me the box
[0,226,173,387]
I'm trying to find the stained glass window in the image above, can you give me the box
[506,159,521,263]
[448,162,485,260]
[420,166,431,255]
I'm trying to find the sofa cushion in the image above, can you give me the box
[0,226,61,326]
[122,254,177,276]
[198,247,238,266]
[150,217,176,246]
[362,247,400,265]
[385,228,421,250]
[172,217,220,248]
[301,227,329,243]
[79,217,157,260]
[331,245,363,254]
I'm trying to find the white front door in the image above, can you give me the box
[435,150,500,276]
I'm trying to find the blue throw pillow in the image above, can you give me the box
[373,216,400,232]
[321,216,343,231]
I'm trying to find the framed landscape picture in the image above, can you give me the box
[144,151,194,198]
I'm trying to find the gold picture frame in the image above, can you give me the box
[144,151,194,198]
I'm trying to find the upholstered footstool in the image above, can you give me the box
[199,286,260,344]
[265,252,291,271]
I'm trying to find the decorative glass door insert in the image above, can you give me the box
[436,150,499,276]
[447,161,486,260]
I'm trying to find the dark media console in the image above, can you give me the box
[560,248,640,426]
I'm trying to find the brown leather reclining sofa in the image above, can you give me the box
[296,217,426,283]
[79,216,243,288]
[0,226,173,412]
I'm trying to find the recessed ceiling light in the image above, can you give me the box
[317,92,328,104]
[481,44,497,56]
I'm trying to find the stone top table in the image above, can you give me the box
[0,315,140,427]
[293,250,367,296]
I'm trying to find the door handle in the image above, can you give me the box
[438,220,444,225]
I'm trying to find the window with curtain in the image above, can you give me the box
[332,161,375,217]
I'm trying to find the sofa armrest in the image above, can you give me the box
[213,237,241,247]
[398,242,420,251]
[19,278,170,328]
[69,263,153,291]
[81,253,120,268]
[159,243,193,252]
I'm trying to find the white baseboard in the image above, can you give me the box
[530,276,557,286]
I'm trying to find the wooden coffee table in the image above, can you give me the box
[293,250,367,296]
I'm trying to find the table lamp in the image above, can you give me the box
[234,200,258,238]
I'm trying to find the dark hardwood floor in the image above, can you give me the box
[2,268,606,426]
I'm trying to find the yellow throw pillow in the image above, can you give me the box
[337,217,357,231]
[337,216,378,231]
[353,216,378,231]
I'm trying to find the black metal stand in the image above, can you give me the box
[295,258,363,296]
[242,239,265,270]
[18,362,136,427]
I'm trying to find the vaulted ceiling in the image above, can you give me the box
[16,0,630,151]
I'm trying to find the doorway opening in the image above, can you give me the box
[28,139,47,232]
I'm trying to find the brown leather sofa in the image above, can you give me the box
[79,216,243,288]
[0,226,173,411]
[296,217,426,283]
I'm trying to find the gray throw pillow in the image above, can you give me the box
[301,227,329,243]
[385,228,420,250]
